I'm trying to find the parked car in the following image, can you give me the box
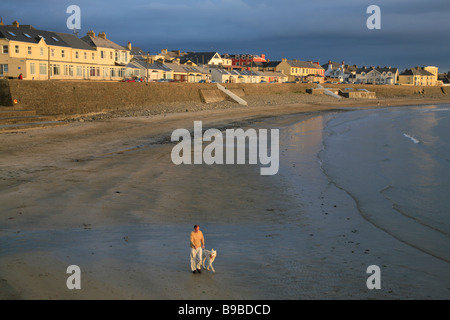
[122,78,136,82]
[158,79,173,82]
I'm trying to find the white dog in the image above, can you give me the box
[202,249,217,273]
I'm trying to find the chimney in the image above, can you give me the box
[282,58,287,63]
[175,58,180,65]
[87,30,95,38]
[0,17,4,26]
[127,42,132,51]
[261,54,266,60]
[12,20,19,28]
[98,32,106,39]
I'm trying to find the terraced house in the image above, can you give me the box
[0,20,131,80]
[353,66,398,85]
[398,67,439,86]
[275,59,324,82]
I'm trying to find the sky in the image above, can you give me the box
[1,0,449,71]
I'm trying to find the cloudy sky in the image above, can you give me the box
[1,0,449,71]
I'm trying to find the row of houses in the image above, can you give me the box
[129,49,318,83]
[0,21,131,81]
[322,61,440,86]
[0,20,443,85]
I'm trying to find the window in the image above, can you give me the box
[15,45,19,54]
[23,33,32,38]
[39,63,47,75]
[76,66,82,77]
[110,52,113,59]
[101,51,105,59]
[92,52,95,60]
[75,51,79,59]
[0,64,9,74]
[28,47,32,55]
[51,49,55,57]
[30,63,35,75]
[64,65,73,76]
[84,52,87,59]
[115,52,119,61]
[51,64,60,76]
[62,50,65,58]
[2,45,8,54]
[7,31,16,36]
[52,37,59,42]
[40,48,44,56]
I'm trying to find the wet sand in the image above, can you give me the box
[1,96,450,299]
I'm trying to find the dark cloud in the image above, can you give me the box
[1,0,449,71]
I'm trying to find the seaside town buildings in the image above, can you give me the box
[351,66,399,85]
[275,59,325,83]
[0,20,444,86]
[398,67,439,86]
[0,21,131,81]
[322,61,358,82]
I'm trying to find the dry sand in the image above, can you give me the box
[1,94,450,300]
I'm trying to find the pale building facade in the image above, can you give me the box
[0,21,131,81]
[276,59,324,82]
[398,67,438,86]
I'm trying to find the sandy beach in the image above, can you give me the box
[1,94,450,300]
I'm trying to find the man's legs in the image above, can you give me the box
[196,248,202,271]
[190,248,202,273]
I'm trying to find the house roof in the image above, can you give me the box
[322,61,341,70]
[183,52,221,65]
[128,46,147,57]
[356,66,398,74]
[0,25,90,49]
[263,61,282,68]
[401,68,434,76]
[286,60,324,70]
[81,33,127,51]
[54,32,96,51]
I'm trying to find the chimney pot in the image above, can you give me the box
[12,20,19,28]
[127,42,132,50]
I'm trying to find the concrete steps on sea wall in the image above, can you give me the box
[0,107,67,133]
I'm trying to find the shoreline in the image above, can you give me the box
[1,96,450,299]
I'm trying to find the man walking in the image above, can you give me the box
[190,225,205,274]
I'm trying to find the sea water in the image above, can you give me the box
[319,104,450,263]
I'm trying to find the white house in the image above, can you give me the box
[353,66,398,84]
[322,60,357,82]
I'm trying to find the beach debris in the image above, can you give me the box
[403,133,420,144]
